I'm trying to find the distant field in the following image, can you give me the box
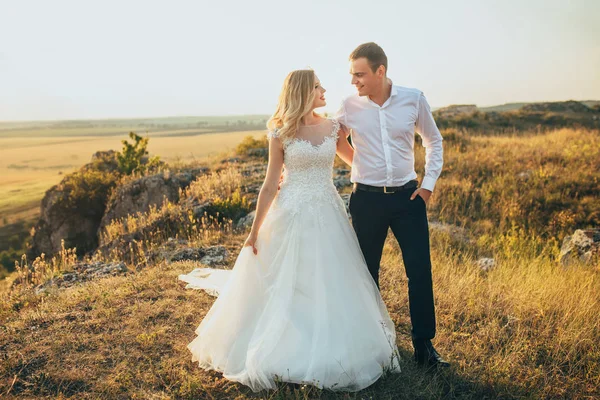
[0,130,266,225]
[0,126,220,138]
[0,115,270,138]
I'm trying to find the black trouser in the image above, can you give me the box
[349,182,436,340]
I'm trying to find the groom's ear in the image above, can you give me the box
[376,65,386,78]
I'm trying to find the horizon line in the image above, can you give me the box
[1,99,598,124]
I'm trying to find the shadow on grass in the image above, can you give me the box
[180,344,529,400]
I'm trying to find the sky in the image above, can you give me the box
[1,0,599,121]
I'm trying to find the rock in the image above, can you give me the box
[429,221,472,244]
[28,153,206,259]
[247,148,268,158]
[340,194,351,216]
[522,101,593,114]
[145,242,229,267]
[334,177,352,190]
[87,150,120,173]
[243,184,261,194]
[34,261,129,294]
[97,212,187,261]
[517,170,533,180]
[99,168,208,234]
[477,258,496,272]
[221,157,242,164]
[200,246,229,266]
[78,261,129,279]
[241,165,267,177]
[166,237,189,247]
[334,168,350,176]
[434,104,478,118]
[191,205,207,220]
[28,153,120,258]
[168,248,204,262]
[236,211,256,229]
[559,229,600,266]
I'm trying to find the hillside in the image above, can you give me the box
[434,100,600,132]
[479,100,600,113]
[1,125,599,398]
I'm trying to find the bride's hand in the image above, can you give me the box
[244,233,258,255]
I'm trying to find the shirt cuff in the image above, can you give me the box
[420,177,437,192]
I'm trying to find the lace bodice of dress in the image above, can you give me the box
[267,118,343,217]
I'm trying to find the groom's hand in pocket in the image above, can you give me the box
[410,188,432,204]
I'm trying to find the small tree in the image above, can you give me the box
[117,132,160,174]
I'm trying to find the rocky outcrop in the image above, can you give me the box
[85,150,120,173]
[145,238,229,266]
[28,148,208,260]
[32,261,129,294]
[434,104,478,118]
[340,193,351,216]
[99,167,208,232]
[522,101,593,114]
[333,177,351,189]
[235,211,256,229]
[559,229,600,266]
[247,148,268,158]
[28,151,121,258]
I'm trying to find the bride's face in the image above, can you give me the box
[311,76,327,109]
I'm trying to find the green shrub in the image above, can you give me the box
[0,248,21,273]
[204,190,252,222]
[235,135,269,156]
[117,132,161,174]
[59,169,119,216]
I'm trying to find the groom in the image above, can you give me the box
[334,42,449,368]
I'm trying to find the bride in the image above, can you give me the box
[178,69,399,392]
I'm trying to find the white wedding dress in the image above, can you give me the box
[178,118,399,392]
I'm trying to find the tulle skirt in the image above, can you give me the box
[178,195,399,392]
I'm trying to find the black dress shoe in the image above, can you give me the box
[412,338,451,368]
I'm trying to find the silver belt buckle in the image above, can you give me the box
[383,186,394,194]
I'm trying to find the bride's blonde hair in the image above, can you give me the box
[267,69,320,142]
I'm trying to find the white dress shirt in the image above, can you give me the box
[334,81,444,192]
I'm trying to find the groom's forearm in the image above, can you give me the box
[336,137,354,167]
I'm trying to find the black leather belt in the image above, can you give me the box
[353,180,418,194]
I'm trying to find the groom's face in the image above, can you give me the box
[350,57,382,97]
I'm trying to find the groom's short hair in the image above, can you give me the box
[349,42,388,74]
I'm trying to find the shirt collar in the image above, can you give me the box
[388,78,398,98]
[364,78,397,108]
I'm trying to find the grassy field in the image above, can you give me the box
[0,115,270,138]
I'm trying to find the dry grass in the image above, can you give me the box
[414,128,600,241]
[2,227,598,399]
[184,167,246,202]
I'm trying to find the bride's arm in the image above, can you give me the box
[244,135,284,254]
[336,124,354,167]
